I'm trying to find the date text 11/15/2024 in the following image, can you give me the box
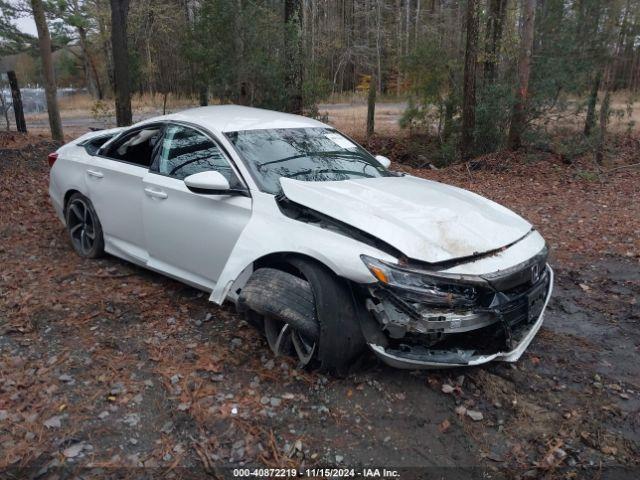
[232,468,401,478]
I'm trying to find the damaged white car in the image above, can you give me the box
[48,105,553,371]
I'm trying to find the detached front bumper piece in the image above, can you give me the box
[364,266,554,369]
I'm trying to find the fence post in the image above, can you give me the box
[7,71,27,133]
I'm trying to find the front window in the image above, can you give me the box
[225,127,390,194]
[157,125,242,188]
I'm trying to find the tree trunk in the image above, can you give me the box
[31,0,64,141]
[0,85,11,130]
[584,72,600,136]
[405,0,411,54]
[596,0,629,164]
[376,0,383,91]
[199,85,209,106]
[77,25,102,99]
[414,0,421,46]
[483,0,508,83]
[284,0,303,114]
[109,0,132,126]
[443,70,454,141]
[95,0,114,95]
[460,0,479,161]
[366,75,376,138]
[507,0,536,151]
[396,0,402,95]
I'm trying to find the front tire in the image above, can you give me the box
[65,193,105,258]
[289,258,365,373]
[239,259,365,374]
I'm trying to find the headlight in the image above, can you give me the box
[360,255,478,308]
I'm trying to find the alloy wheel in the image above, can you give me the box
[67,198,97,255]
[264,316,317,367]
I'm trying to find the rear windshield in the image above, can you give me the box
[224,127,390,194]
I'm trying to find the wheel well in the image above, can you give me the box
[253,252,334,280]
[249,252,365,307]
[63,189,81,212]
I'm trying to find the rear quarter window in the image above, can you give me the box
[81,135,115,155]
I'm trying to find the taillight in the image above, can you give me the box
[48,152,58,167]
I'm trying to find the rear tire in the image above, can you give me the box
[65,193,105,259]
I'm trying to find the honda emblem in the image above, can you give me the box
[531,263,540,284]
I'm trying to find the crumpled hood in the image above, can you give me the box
[280,175,532,263]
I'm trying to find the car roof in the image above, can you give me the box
[140,105,329,133]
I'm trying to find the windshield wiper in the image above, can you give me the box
[258,150,370,169]
[287,168,375,179]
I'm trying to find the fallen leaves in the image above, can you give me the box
[536,439,567,470]
[1,134,639,473]
[438,419,451,433]
[43,416,62,429]
[466,410,484,422]
[62,443,85,458]
[441,384,455,394]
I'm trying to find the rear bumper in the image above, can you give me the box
[367,266,554,369]
[48,180,66,224]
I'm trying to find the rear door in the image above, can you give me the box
[142,123,251,290]
[86,125,164,264]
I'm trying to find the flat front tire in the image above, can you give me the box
[289,258,365,373]
[239,260,365,374]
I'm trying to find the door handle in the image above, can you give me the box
[87,169,103,178]
[144,187,168,199]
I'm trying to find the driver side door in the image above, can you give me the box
[142,123,252,291]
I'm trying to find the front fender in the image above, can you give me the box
[209,193,395,304]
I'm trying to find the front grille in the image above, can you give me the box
[486,269,550,328]
[481,246,549,292]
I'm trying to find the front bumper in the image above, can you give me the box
[365,266,554,369]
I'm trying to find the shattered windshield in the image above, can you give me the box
[225,127,390,194]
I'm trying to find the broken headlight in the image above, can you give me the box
[361,255,478,308]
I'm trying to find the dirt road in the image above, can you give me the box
[1,134,638,479]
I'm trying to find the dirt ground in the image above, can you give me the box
[0,131,639,479]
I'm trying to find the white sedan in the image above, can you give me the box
[48,105,553,371]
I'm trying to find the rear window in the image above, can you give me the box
[102,128,164,167]
[81,135,115,155]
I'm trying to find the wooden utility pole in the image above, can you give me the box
[507,0,536,150]
[7,71,27,133]
[109,0,133,126]
[460,0,479,161]
[30,0,64,141]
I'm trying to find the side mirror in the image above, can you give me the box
[375,155,391,169]
[184,171,231,195]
